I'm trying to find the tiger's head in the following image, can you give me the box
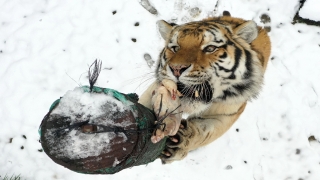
[156,15,266,104]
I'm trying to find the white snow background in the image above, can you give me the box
[1,0,320,179]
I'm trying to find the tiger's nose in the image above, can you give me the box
[169,64,190,77]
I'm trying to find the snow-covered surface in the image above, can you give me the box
[299,0,320,21]
[1,0,320,179]
[52,87,130,125]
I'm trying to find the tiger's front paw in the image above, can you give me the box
[160,120,194,164]
[151,114,180,143]
[151,85,181,143]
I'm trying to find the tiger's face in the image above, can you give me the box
[156,18,264,105]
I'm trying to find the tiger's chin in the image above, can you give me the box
[177,81,213,103]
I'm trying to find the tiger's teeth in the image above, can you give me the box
[195,90,199,98]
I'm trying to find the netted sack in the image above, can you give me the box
[39,86,166,174]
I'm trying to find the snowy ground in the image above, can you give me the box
[1,0,320,179]
[299,0,320,21]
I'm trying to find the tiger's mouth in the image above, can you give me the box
[177,81,213,103]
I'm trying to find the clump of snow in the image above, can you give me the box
[46,127,114,159]
[299,0,320,21]
[51,87,132,127]
[112,158,120,167]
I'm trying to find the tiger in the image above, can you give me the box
[138,11,271,164]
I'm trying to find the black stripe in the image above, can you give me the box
[227,40,234,46]
[216,63,232,72]
[233,83,250,94]
[162,49,167,61]
[207,24,220,31]
[212,66,220,77]
[224,26,232,35]
[231,50,255,95]
[221,90,237,100]
[226,46,242,79]
[232,46,242,71]
[206,30,223,44]
[219,44,227,49]
[228,74,236,79]
[207,29,216,39]
[156,50,165,73]
[215,39,223,43]
[158,49,166,69]
[159,48,165,56]
[243,50,253,79]
[206,30,224,44]
[156,62,161,72]
[219,52,227,59]
[183,29,191,34]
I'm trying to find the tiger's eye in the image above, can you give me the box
[171,46,180,53]
[204,45,216,53]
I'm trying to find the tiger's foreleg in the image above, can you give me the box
[139,81,182,143]
[160,103,246,164]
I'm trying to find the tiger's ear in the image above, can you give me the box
[234,20,258,43]
[157,20,173,40]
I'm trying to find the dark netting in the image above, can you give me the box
[39,86,166,174]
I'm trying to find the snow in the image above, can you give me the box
[113,158,120,168]
[299,0,320,21]
[0,0,320,180]
[52,87,129,123]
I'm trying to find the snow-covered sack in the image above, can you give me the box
[39,86,166,174]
